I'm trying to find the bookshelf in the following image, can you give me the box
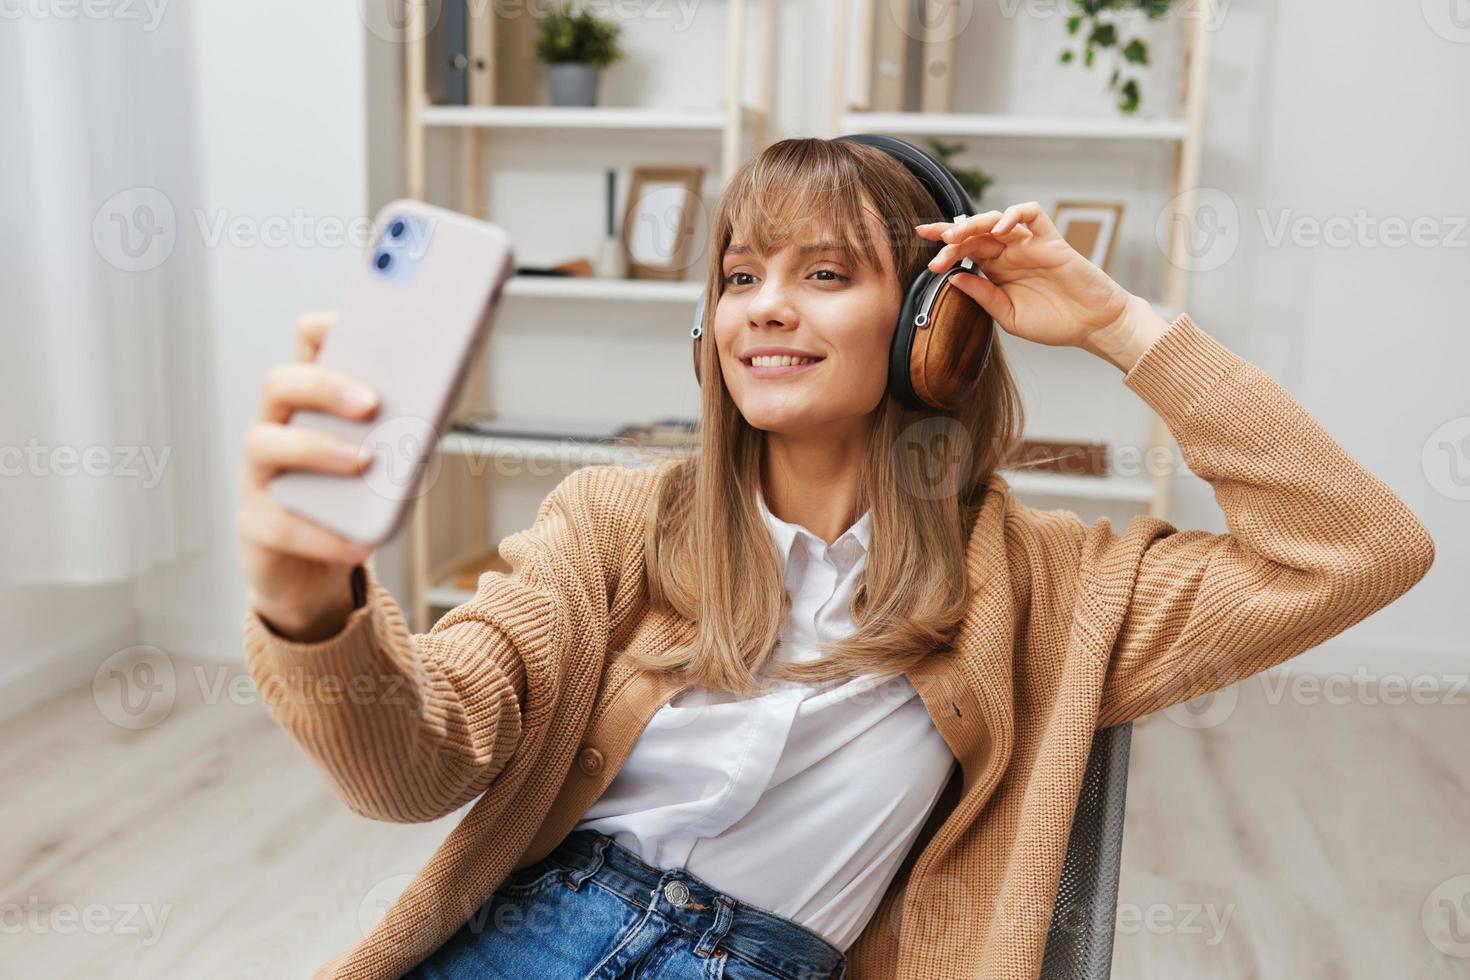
[400,0,777,631]
[831,0,1215,529]
[397,2,1213,632]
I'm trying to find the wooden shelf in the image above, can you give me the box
[420,104,762,132]
[503,276,702,303]
[841,111,1189,142]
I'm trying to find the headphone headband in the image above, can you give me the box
[833,133,975,221]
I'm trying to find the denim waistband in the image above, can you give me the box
[545,828,847,980]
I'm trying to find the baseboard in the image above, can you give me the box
[0,613,140,720]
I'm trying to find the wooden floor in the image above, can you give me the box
[4,653,1467,979]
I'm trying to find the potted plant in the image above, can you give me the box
[535,3,625,108]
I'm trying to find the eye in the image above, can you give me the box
[811,269,849,282]
[723,271,756,286]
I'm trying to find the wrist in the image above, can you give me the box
[252,571,361,643]
[1079,294,1171,372]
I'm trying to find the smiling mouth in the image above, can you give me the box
[741,354,824,368]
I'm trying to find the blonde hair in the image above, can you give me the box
[629,137,1026,696]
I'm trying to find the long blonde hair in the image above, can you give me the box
[629,137,1025,696]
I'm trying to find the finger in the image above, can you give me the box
[258,362,379,425]
[238,492,376,566]
[940,210,1005,243]
[294,311,338,363]
[243,421,372,490]
[913,221,956,240]
[927,235,1006,272]
[950,272,1014,329]
[991,201,1058,239]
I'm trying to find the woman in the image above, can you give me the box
[238,138,1434,980]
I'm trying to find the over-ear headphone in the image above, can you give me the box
[689,133,996,411]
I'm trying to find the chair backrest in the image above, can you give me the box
[1038,722,1133,980]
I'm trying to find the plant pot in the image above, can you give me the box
[547,63,601,107]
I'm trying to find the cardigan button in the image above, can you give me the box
[577,746,605,776]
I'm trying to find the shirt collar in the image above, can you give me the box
[755,485,873,566]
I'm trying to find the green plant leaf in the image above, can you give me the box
[1060,49,1075,63]
[1088,22,1117,47]
[1119,78,1141,113]
[1066,14,1082,34]
[1123,38,1148,64]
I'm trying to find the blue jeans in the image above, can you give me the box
[403,828,848,980]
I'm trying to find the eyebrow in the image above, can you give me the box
[724,241,848,258]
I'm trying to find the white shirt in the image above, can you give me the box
[574,488,957,952]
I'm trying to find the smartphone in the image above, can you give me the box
[268,199,515,545]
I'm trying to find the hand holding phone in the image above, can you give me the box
[237,200,514,640]
[238,311,380,640]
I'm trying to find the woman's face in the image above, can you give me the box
[713,207,903,437]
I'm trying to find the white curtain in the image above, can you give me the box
[0,9,211,586]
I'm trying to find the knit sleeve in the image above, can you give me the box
[1066,314,1436,728]
[241,464,650,823]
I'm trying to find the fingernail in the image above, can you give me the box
[337,442,371,467]
[344,386,377,412]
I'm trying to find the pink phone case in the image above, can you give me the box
[268,199,515,545]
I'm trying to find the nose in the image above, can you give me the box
[745,277,798,330]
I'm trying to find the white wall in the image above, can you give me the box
[130,1,369,657]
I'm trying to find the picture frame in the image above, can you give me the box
[1053,201,1125,273]
[621,166,705,280]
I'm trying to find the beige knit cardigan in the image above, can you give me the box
[243,314,1435,979]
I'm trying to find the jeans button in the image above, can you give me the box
[664,880,691,907]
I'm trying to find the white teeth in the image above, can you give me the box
[749,355,819,367]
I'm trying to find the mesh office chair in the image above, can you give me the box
[1038,722,1134,980]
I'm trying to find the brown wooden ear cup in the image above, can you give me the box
[896,274,995,411]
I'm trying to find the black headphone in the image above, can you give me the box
[690,133,996,411]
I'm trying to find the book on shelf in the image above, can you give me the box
[451,414,699,450]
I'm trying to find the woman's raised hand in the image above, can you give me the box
[915,201,1162,360]
[236,311,381,642]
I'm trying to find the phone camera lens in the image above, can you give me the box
[389,219,407,239]
[375,251,393,271]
